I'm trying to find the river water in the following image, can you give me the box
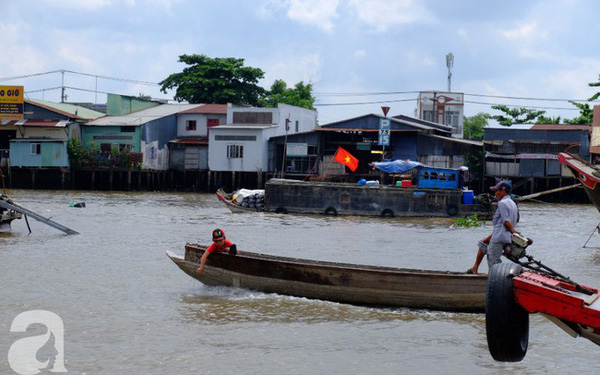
[1,190,599,374]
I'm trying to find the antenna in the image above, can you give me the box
[446,53,454,92]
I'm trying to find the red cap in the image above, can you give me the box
[212,228,225,241]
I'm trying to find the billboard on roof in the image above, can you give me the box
[0,85,24,119]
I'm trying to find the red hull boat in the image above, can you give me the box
[557,152,600,211]
[485,238,600,362]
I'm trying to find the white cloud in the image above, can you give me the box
[259,0,340,32]
[261,53,322,87]
[286,0,340,32]
[354,49,366,59]
[501,22,545,40]
[348,0,434,32]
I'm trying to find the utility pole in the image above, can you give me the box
[446,53,454,92]
[61,70,66,103]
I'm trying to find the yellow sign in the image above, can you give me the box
[0,85,24,119]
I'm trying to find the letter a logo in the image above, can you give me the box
[8,310,67,374]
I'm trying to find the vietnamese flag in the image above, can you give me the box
[333,147,359,172]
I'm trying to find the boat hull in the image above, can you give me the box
[167,244,487,312]
[216,188,262,213]
[557,152,600,212]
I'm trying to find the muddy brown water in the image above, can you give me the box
[1,190,599,374]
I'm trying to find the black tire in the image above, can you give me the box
[324,207,338,216]
[275,207,288,214]
[486,262,529,362]
[446,205,459,217]
[381,209,394,218]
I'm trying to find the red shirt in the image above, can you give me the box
[207,240,233,254]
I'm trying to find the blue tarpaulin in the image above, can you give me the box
[371,160,422,174]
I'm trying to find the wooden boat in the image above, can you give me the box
[216,188,263,213]
[557,152,600,211]
[0,206,22,233]
[167,243,487,312]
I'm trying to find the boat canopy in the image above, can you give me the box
[371,160,422,174]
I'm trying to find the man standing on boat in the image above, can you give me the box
[467,181,518,274]
[195,228,236,276]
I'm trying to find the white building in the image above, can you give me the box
[208,103,318,172]
[417,91,464,138]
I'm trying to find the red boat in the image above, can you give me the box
[485,238,600,362]
[557,151,600,211]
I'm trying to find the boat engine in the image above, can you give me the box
[503,233,533,261]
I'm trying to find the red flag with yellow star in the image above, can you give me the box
[333,147,359,172]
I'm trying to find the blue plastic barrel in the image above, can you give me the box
[462,190,474,205]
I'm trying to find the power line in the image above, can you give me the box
[315,98,417,107]
[315,90,595,103]
[0,69,160,86]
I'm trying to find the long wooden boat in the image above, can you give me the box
[216,188,263,213]
[167,243,487,312]
[557,152,600,211]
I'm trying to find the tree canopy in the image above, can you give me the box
[463,113,488,139]
[160,54,266,106]
[261,80,316,110]
[589,74,600,101]
[490,105,546,126]
[564,101,593,125]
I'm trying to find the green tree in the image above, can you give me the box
[463,113,488,139]
[262,80,316,110]
[589,74,600,101]
[564,101,593,125]
[490,105,546,126]
[160,54,266,105]
[535,115,561,124]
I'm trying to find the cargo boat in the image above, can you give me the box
[263,177,492,219]
[217,162,493,219]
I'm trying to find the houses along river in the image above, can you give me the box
[1,190,599,374]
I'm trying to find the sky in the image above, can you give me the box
[1,0,600,125]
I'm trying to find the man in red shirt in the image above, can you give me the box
[195,228,236,276]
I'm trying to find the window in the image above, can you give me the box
[207,119,220,128]
[430,172,438,180]
[186,120,197,131]
[232,112,273,124]
[30,143,41,155]
[421,171,429,180]
[119,144,132,151]
[100,143,113,153]
[295,120,299,132]
[215,135,257,141]
[227,145,243,159]
[121,127,135,133]
[445,111,460,127]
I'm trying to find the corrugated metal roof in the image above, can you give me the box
[211,124,272,129]
[315,127,417,133]
[179,104,228,115]
[486,124,591,131]
[0,119,69,127]
[86,104,204,126]
[27,99,105,120]
[530,124,591,131]
[169,138,209,145]
[425,133,484,146]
